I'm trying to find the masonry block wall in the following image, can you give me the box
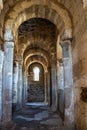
[0,1,87,130]
[28,63,45,102]
[72,7,87,130]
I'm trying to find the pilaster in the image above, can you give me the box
[61,39,74,128]
[0,50,4,122]
[2,41,14,123]
[51,53,57,111]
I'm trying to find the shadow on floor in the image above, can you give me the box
[0,102,72,130]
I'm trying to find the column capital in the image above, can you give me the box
[51,52,56,59]
[57,58,63,63]
[13,61,18,68]
[18,59,23,65]
[51,52,56,65]
[14,55,23,65]
[5,41,14,48]
[60,38,72,47]
[44,68,48,73]
[0,49,4,56]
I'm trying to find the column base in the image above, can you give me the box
[16,105,22,111]
[64,108,75,130]
[64,122,76,130]
[0,121,15,130]
[51,105,57,112]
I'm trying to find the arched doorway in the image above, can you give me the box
[27,63,45,102]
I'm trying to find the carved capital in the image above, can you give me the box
[5,42,14,48]
[60,39,72,48]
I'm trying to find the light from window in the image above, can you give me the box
[33,67,40,81]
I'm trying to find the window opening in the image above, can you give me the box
[33,67,40,81]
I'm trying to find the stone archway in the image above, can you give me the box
[27,63,45,102]
[1,0,74,128]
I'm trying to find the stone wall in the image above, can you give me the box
[27,63,45,102]
[72,11,87,130]
[0,1,87,129]
[27,83,45,102]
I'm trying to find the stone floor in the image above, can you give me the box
[0,103,73,130]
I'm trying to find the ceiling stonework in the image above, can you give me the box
[0,0,86,76]
[18,18,57,55]
[18,18,57,43]
[17,18,58,70]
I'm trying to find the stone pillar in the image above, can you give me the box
[51,53,57,111]
[61,39,74,128]
[23,71,25,106]
[12,61,19,111]
[44,70,48,103]
[0,50,4,122]
[47,67,51,106]
[25,76,28,102]
[2,42,14,123]
[23,71,27,106]
[17,61,23,109]
[57,61,64,114]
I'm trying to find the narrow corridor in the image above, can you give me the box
[12,103,70,130]
[1,1,87,130]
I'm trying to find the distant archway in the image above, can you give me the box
[27,63,45,102]
[33,67,40,81]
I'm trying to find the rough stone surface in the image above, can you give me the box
[28,63,45,102]
[12,104,71,130]
[0,1,87,130]
[0,50,4,121]
[27,85,45,102]
[2,42,14,123]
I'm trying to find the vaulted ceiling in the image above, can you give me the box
[0,0,86,73]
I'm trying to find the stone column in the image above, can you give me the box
[2,41,14,123]
[57,61,64,114]
[12,61,19,111]
[61,39,74,128]
[44,70,48,103]
[47,67,51,106]
[25,76,28,102]
[51,53,57,111]
[23,71,27,106]
[23,71,25,106]
[0,50,4,122]
[17,61,23,109]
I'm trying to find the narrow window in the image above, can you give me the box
[33,67,40,81]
